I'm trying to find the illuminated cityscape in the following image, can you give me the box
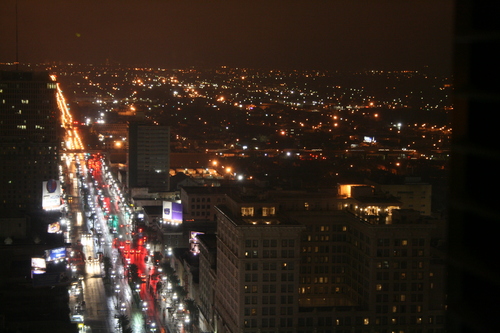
[0,1,496,333]
[0,62,450,333]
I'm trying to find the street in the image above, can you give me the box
[58,81,187,333]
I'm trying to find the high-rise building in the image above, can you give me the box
[294,209,447,332]
[213,194,304,333]
[197,233,218,332]
[128,122,170,192]
[180,186,238,223]
[196,189,446,333]
[0,70,60,214]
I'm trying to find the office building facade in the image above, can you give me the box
[128,122,170,192]
[198,191,446,333]
[213,194,304,333]
[0,71,60,213]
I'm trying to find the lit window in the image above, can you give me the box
[262,207,275,216]
[241,207,254,216]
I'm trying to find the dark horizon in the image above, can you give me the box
[0,0,454,74]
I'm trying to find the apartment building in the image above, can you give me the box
[213,193,305,333]
[195,192,445,333]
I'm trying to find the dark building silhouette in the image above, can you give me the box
[0,70,76,332]
[0,71,61,215]
[447,1,500,333]
[128,122,170,192]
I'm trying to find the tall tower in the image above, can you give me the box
[213,194,304,333]
[128,122,170,192]
[0,70,60,214]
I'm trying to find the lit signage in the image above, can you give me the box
[162,201,183,224]
[46,247,67,261]
[363,136,376,143]
[42,179,61,211]
[31,257,46,274]
[47,221,61,233]
[189,231,204,254]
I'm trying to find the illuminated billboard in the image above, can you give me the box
[31,257,46,274]
[45,247,67,261]
[42,179,61,211]
[189,231,204,254]
[162,201,183,224]
[47,221,61,233]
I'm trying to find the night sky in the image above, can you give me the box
[1,0,454,73]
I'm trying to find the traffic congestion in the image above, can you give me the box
[55,75,189,333]
[61,151,173,333]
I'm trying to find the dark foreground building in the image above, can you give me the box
[0,70,61,215]
[0,70,75,332]
[446,1,500,333]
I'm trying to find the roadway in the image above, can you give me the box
[64,151,159,333]
[57,78,171,333]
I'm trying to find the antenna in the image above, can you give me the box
[15,0,19,70]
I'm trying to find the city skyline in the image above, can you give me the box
[0,0,496,331]
[0,0,454,74]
